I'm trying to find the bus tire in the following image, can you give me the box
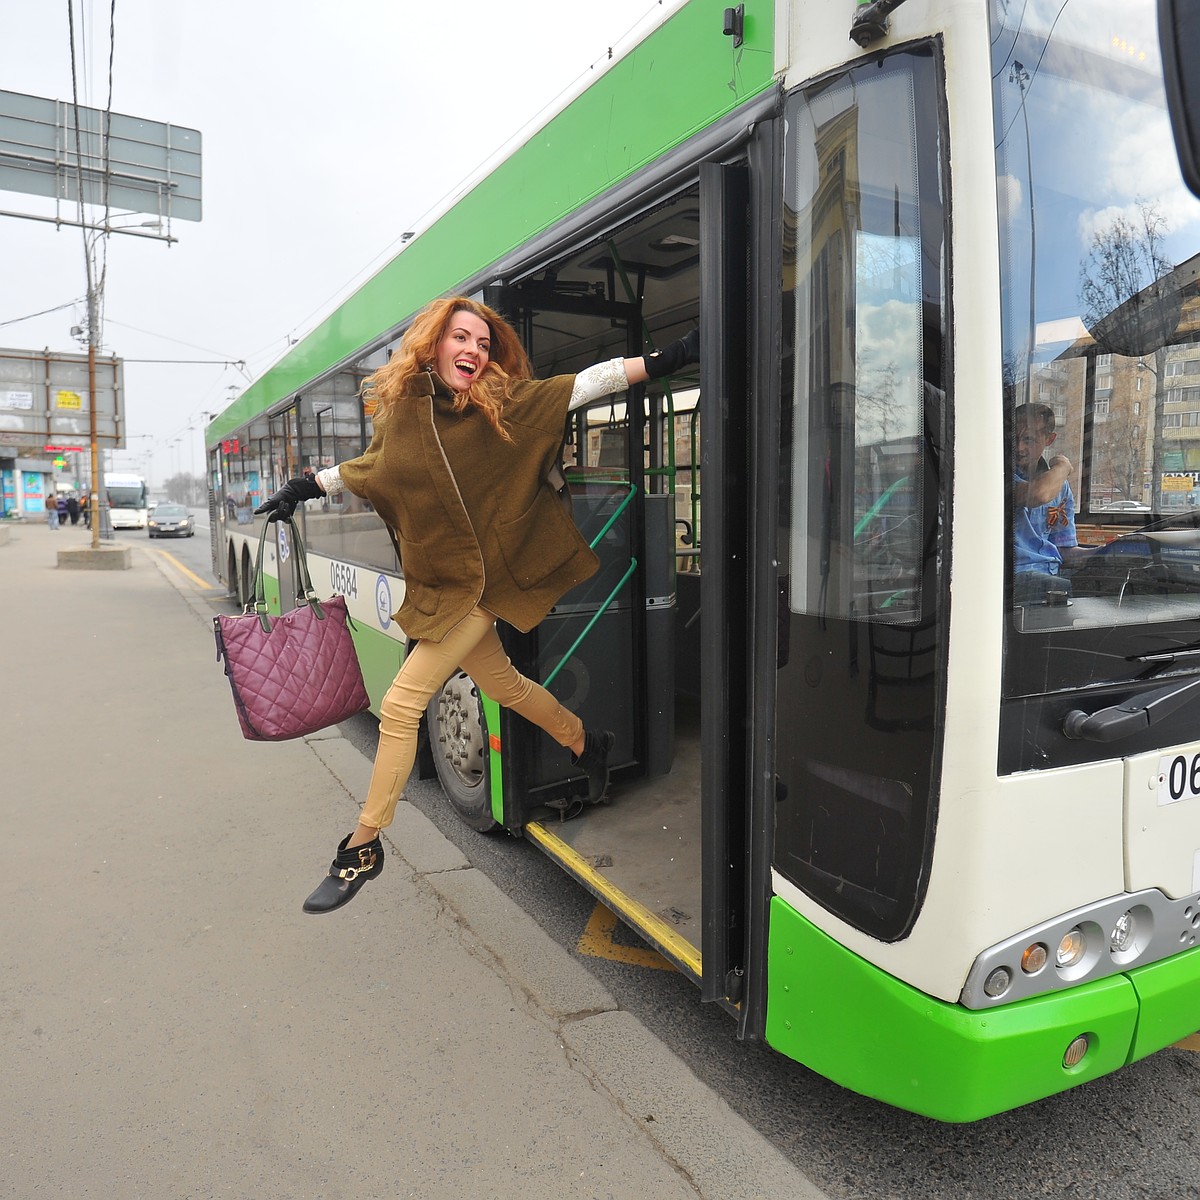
[239,546,254,609]
[425,669,498,833]
[226,545,239,601]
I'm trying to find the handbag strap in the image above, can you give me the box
[249,516,326,632]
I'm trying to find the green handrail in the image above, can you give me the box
[541,482,638,687]
[542,558,638,687]
[854,475,910,538]
[587,482,636,550]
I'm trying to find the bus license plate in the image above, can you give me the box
[1158,750,1200,806]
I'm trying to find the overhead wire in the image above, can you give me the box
[65,0,97,344]
[95,0,117,342]
[0,297,87,329]
[994,0,1073,151]
[276,0,676,351]
[104,317,248,370]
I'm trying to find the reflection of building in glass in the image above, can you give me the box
[783,65,930,624]
[1040,282,1200,513]
[1161,344,1200,501]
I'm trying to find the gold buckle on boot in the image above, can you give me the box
[335,845,377,881]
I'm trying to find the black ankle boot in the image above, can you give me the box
[302,834,384,914]
[571,729,616,803]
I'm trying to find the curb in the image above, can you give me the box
[145,543,827,1200]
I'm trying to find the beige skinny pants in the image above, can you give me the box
[359,606,584,831]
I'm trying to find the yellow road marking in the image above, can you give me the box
[1175,1032,1200,1052]
[526,820,701,976]
[577,902,678,972]
[150,547,217,589]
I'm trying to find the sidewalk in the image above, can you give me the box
[0,520,824,1200]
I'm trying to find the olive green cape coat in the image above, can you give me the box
[339,370,598,641]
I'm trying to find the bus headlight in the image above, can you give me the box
[960,890,1184,1009]
[983,966,1012,997]
[1108,904,1153,965]
[1021,942,1048,974]
[1056,927,1086,968]
[1110,911,1136,953]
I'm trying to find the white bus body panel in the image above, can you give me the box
[768,0,1139,1003]
[1125,747,1200,897]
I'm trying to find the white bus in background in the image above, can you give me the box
[103,472,150,529]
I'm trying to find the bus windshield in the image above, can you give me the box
[107,485,146,509]
[993,0,1200,674]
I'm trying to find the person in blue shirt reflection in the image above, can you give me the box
[1013,402,1081,604]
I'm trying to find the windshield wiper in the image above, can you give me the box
[1131,641,1200,662]
[1062,676,1200,742]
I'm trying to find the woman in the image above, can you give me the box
[257,296,699,913]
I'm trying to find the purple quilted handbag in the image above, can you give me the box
[213,516,370,741]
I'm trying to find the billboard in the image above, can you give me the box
[0,347,124,453]
[0,89,201,222]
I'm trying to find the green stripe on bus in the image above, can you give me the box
[343,619,405,713]
[209,0,775,443]
[482,694,505,826]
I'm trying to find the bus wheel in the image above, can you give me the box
[226,546,239,601]
[426,670,498,833]
[239,547,254,609]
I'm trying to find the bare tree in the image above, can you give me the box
[1100,404,1144,502]
[166,472,205,506]
[1079,201,1176,507]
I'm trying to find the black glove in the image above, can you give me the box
[254,474,323,522]
[644,326,700,381]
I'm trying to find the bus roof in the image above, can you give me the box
[208,0,777,443]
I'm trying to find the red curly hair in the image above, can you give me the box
[362,297,532,441]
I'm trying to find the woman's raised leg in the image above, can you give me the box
[459,622,614,802]
[302,608,497,914]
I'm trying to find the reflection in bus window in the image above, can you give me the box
[994,0,1200,641]
[296,367,397,570]
[223,418,268,525]
[786,67,928,626]
[777,45,947,940]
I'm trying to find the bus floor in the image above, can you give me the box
[537,693,702,957]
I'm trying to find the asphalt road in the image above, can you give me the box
[141,516,1200,1200]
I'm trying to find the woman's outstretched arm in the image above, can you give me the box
[568,328,699,412]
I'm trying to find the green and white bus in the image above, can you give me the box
[207,0,1200,1121]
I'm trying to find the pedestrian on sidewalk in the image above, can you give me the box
[256,295,699,913]
[66,494,80,526]
[46,496,59,529]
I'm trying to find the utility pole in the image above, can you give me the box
[86,279,101,549]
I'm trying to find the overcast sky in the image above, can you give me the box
[0,0,664,487]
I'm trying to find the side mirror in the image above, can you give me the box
[1159,0,1200,199]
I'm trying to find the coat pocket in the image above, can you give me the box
[496,487,580,590]
[398,536,443,615]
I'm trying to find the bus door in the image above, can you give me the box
[482,283,655,826]
[769,48,949,976]
[697,159,755,1017]
[423,181,753,990]
[513,168,755,1004]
